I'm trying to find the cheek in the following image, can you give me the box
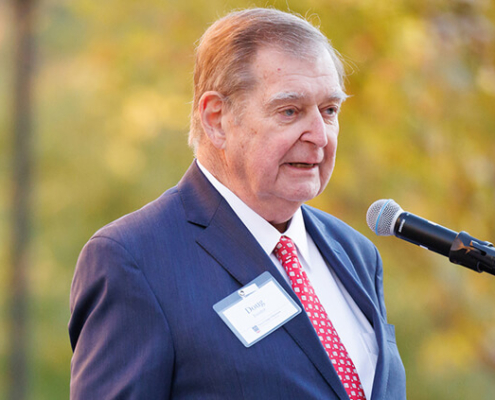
[327,131,339,156]
[255,137,288,164]
[321,139,338,174]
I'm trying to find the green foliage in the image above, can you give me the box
[1,0,495,398]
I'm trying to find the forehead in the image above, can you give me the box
[250,46,344,102]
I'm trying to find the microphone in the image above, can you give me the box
[366,199,495,276]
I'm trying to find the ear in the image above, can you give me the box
[199,91,228,150]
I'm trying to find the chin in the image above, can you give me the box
[284,188,321,203]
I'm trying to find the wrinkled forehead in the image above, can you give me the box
[250,46,344,96]
[252,44,341,81]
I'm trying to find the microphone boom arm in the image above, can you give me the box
[449,231,495,276]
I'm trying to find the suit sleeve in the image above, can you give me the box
[69,236,174,399]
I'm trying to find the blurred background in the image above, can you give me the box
[1,0,495,398]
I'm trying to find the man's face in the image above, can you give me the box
[220,46,345,227]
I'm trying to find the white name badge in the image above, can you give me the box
[213,272,301,347]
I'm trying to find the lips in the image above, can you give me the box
[288,163,317,168]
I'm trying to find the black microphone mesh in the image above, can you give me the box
[366,199,403,236]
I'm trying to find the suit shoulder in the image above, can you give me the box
[302,204,377,253]
[90,185,183,247]
[303,205,372,240]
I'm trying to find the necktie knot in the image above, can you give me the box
[274,236,299,266]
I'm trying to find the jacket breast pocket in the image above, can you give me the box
[361,331,379,366]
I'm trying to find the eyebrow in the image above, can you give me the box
[265,89,349,109]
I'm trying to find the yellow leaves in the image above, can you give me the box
[394,17,435,68]
[121,89,190,136]
[419,328,478,375]
[3,1,494,398]
[102,88,190,181]
[104,141,146,181]
[476,66,495,96]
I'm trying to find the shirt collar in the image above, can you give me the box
[197,161,310,262]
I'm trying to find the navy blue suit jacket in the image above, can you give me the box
[69,161,406,399]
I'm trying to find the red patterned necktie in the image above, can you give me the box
[274,235,366,400]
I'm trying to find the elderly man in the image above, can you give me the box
[69,8,406,400]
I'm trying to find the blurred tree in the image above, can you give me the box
[9,0,36,400]
[0,0,494,399]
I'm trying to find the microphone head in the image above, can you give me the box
[366,199,403,236]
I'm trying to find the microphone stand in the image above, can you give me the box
[449,231,495,276]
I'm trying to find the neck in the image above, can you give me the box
[271,220,289,233]
[197,153,298,233]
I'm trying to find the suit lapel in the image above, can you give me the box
[303,210,375,322]
[303,208,391,399]
[178,162,349,399]
[179,161,277,285]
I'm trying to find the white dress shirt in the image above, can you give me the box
[197,161,378,399]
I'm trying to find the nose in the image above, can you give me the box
[300,109,330,148]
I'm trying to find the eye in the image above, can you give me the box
[323,106,339,116]
[277,107,299,122]
[282,108,296,117]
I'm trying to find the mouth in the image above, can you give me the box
[288,163,318,169]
